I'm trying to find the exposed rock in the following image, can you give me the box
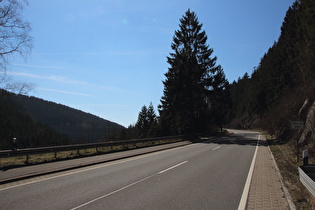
[299,100,315,144]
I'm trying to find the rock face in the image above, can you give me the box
[299,99,315,144]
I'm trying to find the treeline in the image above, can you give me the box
[229,0,315,136]
[126,103,158,139]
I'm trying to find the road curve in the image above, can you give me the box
[0,130,259,209]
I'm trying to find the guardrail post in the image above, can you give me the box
[12,137,17,152]
[25,154,29,164]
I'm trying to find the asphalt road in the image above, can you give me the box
[0,130,259,210]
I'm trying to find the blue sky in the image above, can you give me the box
[8,0,295,127]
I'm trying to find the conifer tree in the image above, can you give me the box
[159,9,223,135]
[136,105,149,137]
[147,102,157,126]
[135,103,157,137]
[209,66,231,132]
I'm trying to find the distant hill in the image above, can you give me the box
[0,90,126,149]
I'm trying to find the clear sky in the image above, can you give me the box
[8,0,296,127]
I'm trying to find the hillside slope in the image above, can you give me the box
[229,0,315,137]
[0,92,71,149]
[1,91,125,148]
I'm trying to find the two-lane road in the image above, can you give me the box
[0,130,259,209]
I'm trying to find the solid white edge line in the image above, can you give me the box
[237,134,260,210]
[158,161,188,174]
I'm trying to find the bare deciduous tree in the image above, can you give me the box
[0,0,33,95]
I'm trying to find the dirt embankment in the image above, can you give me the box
[269,98,315,209]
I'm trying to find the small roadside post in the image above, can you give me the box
[303,149,309,166]
[291,120,304,162]
[12,137,17,151]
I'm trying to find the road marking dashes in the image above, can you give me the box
[71,160,188,209]
[158,161,188,174]
[212,146,221,150]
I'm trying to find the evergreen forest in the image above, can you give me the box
[132,0,314,141]
[229,0,315,139]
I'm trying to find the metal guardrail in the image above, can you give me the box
[0,135,184,159]
[298,166,315,197]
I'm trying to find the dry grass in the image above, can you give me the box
[268,137,315,209]
[0,155,26,168]
[0,139,181,169]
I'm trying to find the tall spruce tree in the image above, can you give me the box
[159,9,222,135]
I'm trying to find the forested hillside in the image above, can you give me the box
[0,90,125,149]
[229,0,315,139]
[0,91,71,149]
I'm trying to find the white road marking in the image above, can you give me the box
[212,146,221,150]
[71,161,188,209]
[71,174,156,210]
[237,134,260,210]
[0,144,195,191]
[158,161,188,174]
[0,159,132,191]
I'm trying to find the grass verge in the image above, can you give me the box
[268,135,315,209]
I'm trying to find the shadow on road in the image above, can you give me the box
[190,133,267,147]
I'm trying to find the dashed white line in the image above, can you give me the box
[158,161,188,174]
[212,146,221,150]
[71,174,156,210]
[71,161,188,209]
[0,145,193,191]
